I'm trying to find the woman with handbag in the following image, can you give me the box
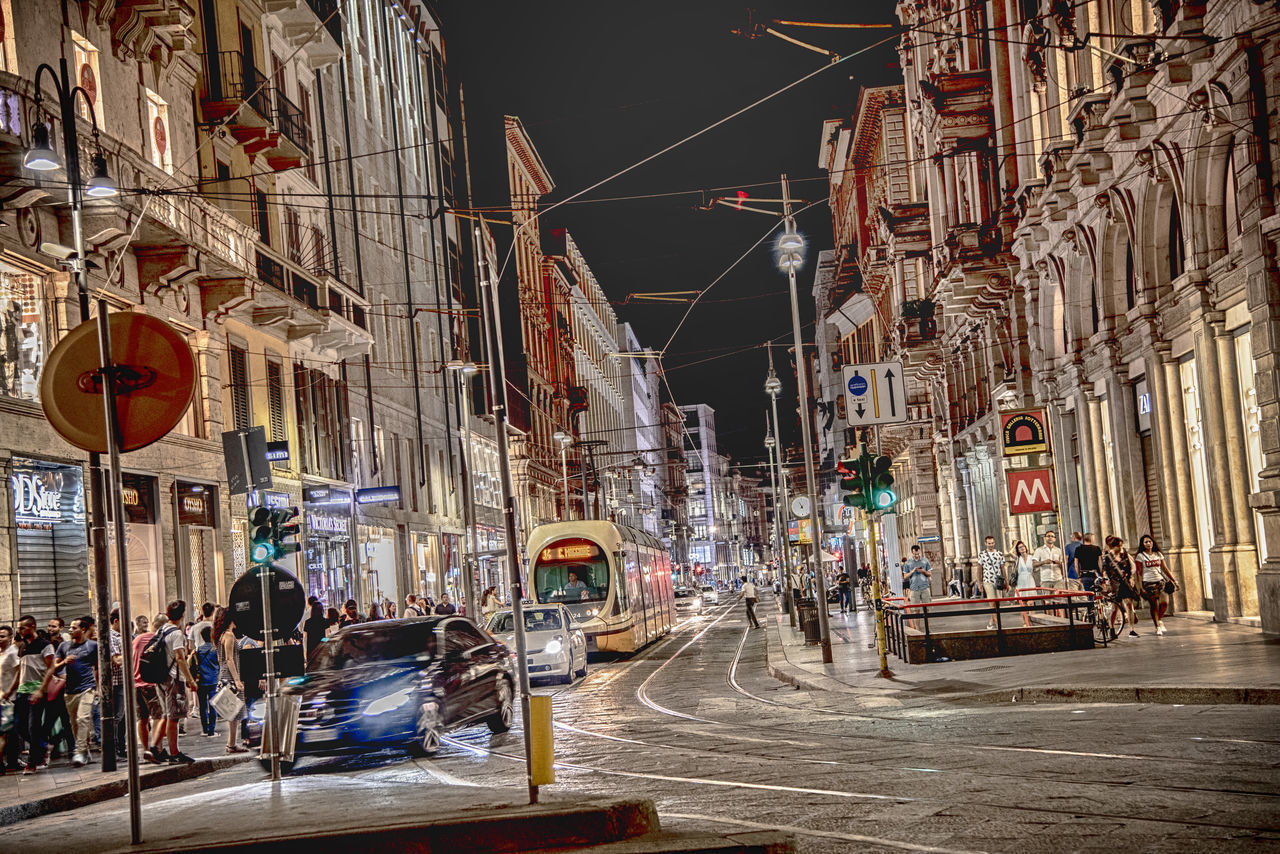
[1013,541,1036,627]
[1102,536,1143,637]
[1135,534,1177,636]
[212,608,247,754]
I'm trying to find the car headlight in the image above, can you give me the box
[545,634,564,655]
[363,687,413,717]
[247,700,265,721]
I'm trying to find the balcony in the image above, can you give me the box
[263,0,344,68]
[200,51,308,168]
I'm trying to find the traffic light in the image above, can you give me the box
[869,455,897,511]
[248,506,276,565]
[272,507,302,558]
[838,456,869,510]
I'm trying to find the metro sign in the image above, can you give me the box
[1007,467,1056,515]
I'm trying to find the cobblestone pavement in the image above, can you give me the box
[5,593,1278,853]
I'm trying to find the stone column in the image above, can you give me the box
[1074,391,1099,533]
[1162,355,1206,609]
[1105,372,1143,539]
[1193,319,1241,619]
[953,456,975,585]
[1215,324,1260,616]
[1085,391,1115,536]
[1149,346,1189,608]
[1051,404,1084,536]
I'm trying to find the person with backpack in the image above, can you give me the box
[131,615,163,760]
[191,626,220,737]
[138,601,197,764]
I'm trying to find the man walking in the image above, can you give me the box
[108,609,127,759]
[1033,531,1065,589]
[977,535,1008,629]
[13,616,55,774]
[148,601,196,765]
[1074,533,1103,592]
[0,625,19,770]
[739,576,761,629]
[834,568,853,613]
[1064,532,1083,590]
[54,616,98,766]
[903,546,933,604]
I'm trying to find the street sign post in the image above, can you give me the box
[842,361,908,427]
[222,426,272,496]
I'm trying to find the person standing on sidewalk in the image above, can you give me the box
[1033,531,1065,589]
[214,609,248,754]
[0,625,19,772]
[1013,541,1036,628]
[1075,534,1103,592]
[191,626,220,736]
[1064,532,1083,590]
[13,616,55,774]
[108,610,127,759]
[977,536,1009,630]
[739,576,761,629]
[834,569,853,613]
[1135,535,1177,635]
[53,616,98,766]
[903,546,933,604]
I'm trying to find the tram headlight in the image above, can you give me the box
[584,608,597,617]
[545,634,564,655]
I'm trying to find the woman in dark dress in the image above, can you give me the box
[301,598,329,660]
[1102,536,1142,638]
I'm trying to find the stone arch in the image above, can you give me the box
[1135,175,1183,305]
[1187,124,1242,265]
[1097,218,1133,323]
[1037,255,1074,360]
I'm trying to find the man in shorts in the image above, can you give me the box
[147,601,196,765]
[131,616,165,757]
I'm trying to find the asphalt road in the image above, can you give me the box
[10,594,1280,853]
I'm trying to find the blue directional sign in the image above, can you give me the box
[841,361,908,427]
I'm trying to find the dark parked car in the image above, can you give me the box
[284,616,515,759]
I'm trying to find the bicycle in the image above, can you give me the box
[1089,579,1127,645]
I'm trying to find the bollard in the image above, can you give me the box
[529,695,555,786]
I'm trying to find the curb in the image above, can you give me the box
[763,614,1280,707]
[0,754,254,827]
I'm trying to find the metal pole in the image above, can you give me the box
[578,446,590,521]
[764,418,782,591]
[863,451,893,678]
[477,238,537,804]
[770,391,797,627]
[259,562,280,781]
[781,174,832,664]
[560,444,569,518]
[94,303,142,843]
[458,375,480,618]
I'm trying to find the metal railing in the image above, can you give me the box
[273,87,310,157]
[882,589,1095,664]
[203,51,273,122]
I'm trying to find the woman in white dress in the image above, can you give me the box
[1013,540,1036,627]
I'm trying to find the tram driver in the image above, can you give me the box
[565,569,590,600]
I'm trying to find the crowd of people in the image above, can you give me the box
[968,530,1179,636]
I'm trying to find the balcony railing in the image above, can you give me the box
[273,88,311,157]
[203,51,273,122]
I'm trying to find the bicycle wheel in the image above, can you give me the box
[1094,598,1121,643]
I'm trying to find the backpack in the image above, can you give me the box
[192,643,220,687]
[138,626,175,684]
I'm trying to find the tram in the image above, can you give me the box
[527,521,674,654]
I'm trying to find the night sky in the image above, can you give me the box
[439,1,899,468]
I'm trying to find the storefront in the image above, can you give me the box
[175,481,221,606]
[359,524,399,615]
[10,457,88,622]
[411,531,439,599]
[112,472,164,624]
[304,504,354,609]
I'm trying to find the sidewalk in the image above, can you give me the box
[764,593,1280,707]
[0,723,254,826]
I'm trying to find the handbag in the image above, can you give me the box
[993,573,1006,592]
[45,674,65,702]
[1163,579,1176,594]
[211,683,245,720]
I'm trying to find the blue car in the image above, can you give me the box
[285,616,515,759]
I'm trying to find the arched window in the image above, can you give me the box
[1124,243,1135,310]
[1089,278,1100,335]
[1169,203,1185,280]
[1225,142,1242,252]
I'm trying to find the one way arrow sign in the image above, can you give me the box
[841,360,908,427]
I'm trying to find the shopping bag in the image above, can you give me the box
[211,684,244,720]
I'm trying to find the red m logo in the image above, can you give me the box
[1007,468,1055,515]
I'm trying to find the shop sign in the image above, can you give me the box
[247,490,291,510]
[1000,409,1048,456]
[177,482,216,527]
[307,512,350,536]
[266,441,290,462]
[304,486,351,507]
[12,472,64,525]
[1133,378,1152,434]
[1007,467,1056,515]
[356,485,401,505]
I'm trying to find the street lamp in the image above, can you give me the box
[775,174,832,664]
[553,430,572,519]
[446,360,481,615]
[25,56,133,836]
[763,422,783,593]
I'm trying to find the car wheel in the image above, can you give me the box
[574,658,588,679]
[408,698,442,757]
[558,666,573,685]
[487,678,514,733]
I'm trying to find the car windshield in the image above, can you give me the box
[307,621,436,671]
[489,609,563,634]
[675,588,697,598]
[533,537,610,604]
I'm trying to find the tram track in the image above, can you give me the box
[426,594,1279,848]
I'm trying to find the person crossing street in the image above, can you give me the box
[739,576,761,629]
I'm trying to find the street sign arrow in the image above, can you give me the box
[885,368,897,416]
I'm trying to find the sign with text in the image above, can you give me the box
[1000,409,1048,455]
[221,426,272,495]
[841,361,908,427]
[355,485,401,506]
[1007,467,1056,515]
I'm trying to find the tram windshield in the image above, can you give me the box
[533,538,610,604]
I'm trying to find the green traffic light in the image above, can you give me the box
[250,540,275,564]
